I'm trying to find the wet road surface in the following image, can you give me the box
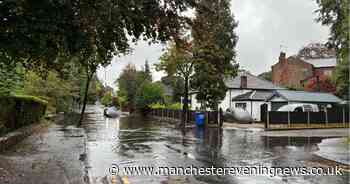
[0,104,348,184]
[83,105,350,184]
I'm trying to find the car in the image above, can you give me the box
[103,106,120,118]
[277,103,319,112]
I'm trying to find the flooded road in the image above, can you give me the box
[83,105,349,184]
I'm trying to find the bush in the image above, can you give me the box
[149,102,183,110]
[0,95,47,135]
[166,103,182,110]
[149,102,166,109]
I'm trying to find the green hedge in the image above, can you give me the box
[149,102,183,110]
[0,95,47,135]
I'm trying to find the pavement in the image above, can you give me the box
[224,122,350,137]
[0,118,86,184]
[223,122,264,130]
[258,128,350,137]
[314,138,350,166]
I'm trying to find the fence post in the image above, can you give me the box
[179,110,182,123]
[307,111,310,127]
[325,109,328,127]
[206,111,210,126]
[288,111,290,128]
[266,111,270,129]
[343,107,345,127]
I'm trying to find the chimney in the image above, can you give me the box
[240,75,247,89]
[279,52,286,63]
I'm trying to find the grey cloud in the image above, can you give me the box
[232,0,329,74]
[98,0,329,88]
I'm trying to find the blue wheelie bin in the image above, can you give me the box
[195,112,205,127]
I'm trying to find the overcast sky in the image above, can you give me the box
[97,0,329,88]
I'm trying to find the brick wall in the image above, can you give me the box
[272,53,313,89]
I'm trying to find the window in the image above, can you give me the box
[235,103,247,110]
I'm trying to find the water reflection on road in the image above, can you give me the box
[83,105,349,184]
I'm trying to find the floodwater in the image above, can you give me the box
[83,105,349,184]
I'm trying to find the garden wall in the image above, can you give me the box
[0,95,47,135]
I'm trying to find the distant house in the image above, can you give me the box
[189,71,343,122]
[190,71,285,121]
[267,90,343,111]
[272,43,336,92]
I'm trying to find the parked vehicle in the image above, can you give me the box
[277,103,319,112]
[103,106,120,118]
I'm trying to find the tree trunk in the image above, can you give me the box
[182,75,189,129]
[78,72,93,126]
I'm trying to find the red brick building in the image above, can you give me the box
[271,43,336,92]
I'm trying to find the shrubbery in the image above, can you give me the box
[149,102,183,110]
[166,103,182,110]
[149,102,166,109]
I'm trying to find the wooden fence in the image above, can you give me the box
[261,105,350,129]
[150,109,221,125]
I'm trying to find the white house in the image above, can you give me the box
[190,71,285,121]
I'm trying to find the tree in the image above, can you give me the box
[135,81,164,113]
[157,41,194,126]
[144,60,152,81]
[0,0,196,69]
[160,75,185,102]
[315,0,349,99]
[101,91,113,106]
[116,63,153,112]
[1,0,197,123]
[304,75,336,93]
[191,0,238,110]
[0,61,24,96]
[116,64,138,111]
[137,61,152,86]
[21,61,101,114]
[73,0,195,122]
